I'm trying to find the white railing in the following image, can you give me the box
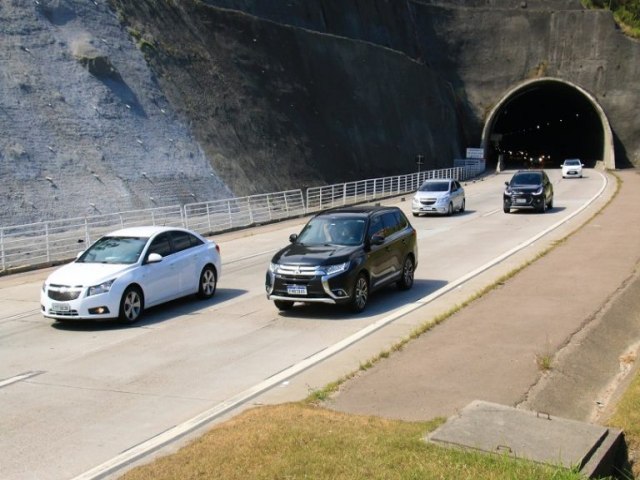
[184,190,306,235]
[0,165,482,273]
[306,166,476,212]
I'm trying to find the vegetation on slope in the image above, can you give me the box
[583,0,640,37]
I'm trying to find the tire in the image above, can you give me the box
[447,203,453,216]
[503,202,511,214]
[397,256,415,291]
[349,274,369,313]
[274,300,294,311]
[198,265,217,299]
[460,199,466,213]
[119,286,144,323]
[538,200,547,213]
[412,212,419,217]
[548,196,554,210]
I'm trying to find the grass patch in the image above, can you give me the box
[607,366,640,478]
[119,403,584,480]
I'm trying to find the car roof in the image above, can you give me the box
[421,178,454,182]
[106,226,188,237]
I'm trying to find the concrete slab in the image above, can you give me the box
[427,400,611,471]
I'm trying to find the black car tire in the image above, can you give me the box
[397,256,415,290]
[538,200,547,213]
[460,199,466,213]
[349,274,369,313]
[119,286,144,323]
[198,265,217,299]
[548,197,554,209]
[447,203,453,216]
[412,212,419,217]
[503,203,511,213]
[274,300,294,311]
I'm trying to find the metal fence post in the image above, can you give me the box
[1,228,4,271]
[45,223,50,263]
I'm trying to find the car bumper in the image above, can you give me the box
[504,194,545,210]
[562,170,582,177]
[412,205,449,214]
[265,269,356,305]
[40,290,120,320]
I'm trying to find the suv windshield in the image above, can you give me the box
[511,172,542,186]
[296,217,366,247]
[77,236,148,264]
[419,181,450,192]
[564,159,581,166]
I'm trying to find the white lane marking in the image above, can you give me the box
[73,172,608,480]
[0,371,45,389]
[482,208,501,217]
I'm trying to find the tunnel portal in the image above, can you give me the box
[483,79,613,171]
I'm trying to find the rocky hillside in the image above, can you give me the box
[1,0,639,226]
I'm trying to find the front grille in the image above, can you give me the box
[276,265,318,276]
[420,199,436,206]
[47,285,82,301]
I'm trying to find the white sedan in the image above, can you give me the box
[41,226,221,323]
[561,158,584,178]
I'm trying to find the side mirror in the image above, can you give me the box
[147,253,163,264]
[289,233,298,243]
[370,234,385,246]
[504,181,509,187]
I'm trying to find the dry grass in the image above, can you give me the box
[607,366,640,478]
[120,403,583,480]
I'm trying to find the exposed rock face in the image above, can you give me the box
[0,0,231,226]
[1,0,639,226]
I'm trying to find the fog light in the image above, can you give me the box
[332,289,348,297]
[89,306,110,315]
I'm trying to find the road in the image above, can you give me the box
[0,169,610,480]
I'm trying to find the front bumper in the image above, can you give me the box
[504,194,545,210]
[265,266,356,305]
[40,288,120,320]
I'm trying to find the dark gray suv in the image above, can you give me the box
[265,206,418,313]
[503,170,554,213]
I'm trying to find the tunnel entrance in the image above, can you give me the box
[482,78,614,171]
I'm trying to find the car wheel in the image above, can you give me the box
[274,300,294,311]
[119,286,144,323]
[447,203,453,216]
[349,274,369,313]
[538,200,547,213]
[198,265,217,299]
[503,202,511,213]
[460,199,466,213]
[548,197,554,210]
[412,212,419,217]
[397,256,415,291]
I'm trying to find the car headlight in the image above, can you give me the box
[42,282,46,292]
[436,195,450,205]
[320,261,350,276]
[87,279,115,297]
[534,186,543,195]
[269,262,279,273]
[412,197,420,206]
[504,187,512,195]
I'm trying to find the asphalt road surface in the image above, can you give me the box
[0,169,611,480]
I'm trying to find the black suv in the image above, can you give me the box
[265,206,418,313]
[503,170,554,213]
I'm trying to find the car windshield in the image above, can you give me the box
[511,173,542,186]
[77,236,149,264]
[297,217,366,246]
[419,181,450,192]
[564,159,581,166]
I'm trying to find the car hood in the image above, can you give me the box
[414,190,449,200]
[272,243,359,266]
[45,262,133,286]
[508,184,542,193]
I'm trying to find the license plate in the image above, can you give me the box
[515,198,527,204]
[52,302,70,312]
[287,285,307,295]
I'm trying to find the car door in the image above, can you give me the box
[374,211,404,287]
[451,181,462,210]
[141,233,179,306]
[169,230,200,296]
[365,213,391,289]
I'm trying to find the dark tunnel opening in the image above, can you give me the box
[486,82,604,171]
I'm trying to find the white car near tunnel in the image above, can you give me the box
[561,158,584,178]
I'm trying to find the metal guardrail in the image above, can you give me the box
[0,165,482,273]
